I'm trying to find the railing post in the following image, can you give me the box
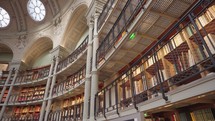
[94,94,97,120]
[103,89,106,118]
[188,13,215,66]
[115,83,119,116]
[39,57,55,121]
[129,70,138,110]
[153,50,168,101]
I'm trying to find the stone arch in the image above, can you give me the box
[61,4,88,52]
[0,43,13,70]
[22,37,53,67]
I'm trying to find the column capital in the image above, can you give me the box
[87,17,94,28]
[94,12,100,19]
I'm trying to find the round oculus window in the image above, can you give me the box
[27,0,46,21]
[0,7,10,28]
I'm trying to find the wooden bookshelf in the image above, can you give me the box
[17,86,45,102]
[13,105,41,120]
[59,94,84,120]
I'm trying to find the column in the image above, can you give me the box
[44,56,60,121]
[0,69,13,101]
[0,69,18,119]
[83,20,94,121]
[39,57,55,121]
[90,12,100,121]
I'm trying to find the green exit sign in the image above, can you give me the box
[129,33,136,40]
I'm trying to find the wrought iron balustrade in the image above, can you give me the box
[95,0,215,118]
[96,0,147,65]
[14,65,50,84]
[57,36,88,72]
[47,102,83,121]
[53,65,86,96]
[98,0,115,29]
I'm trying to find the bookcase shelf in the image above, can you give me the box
[48,94,84,121]
[12,105,41,121]
[8,86,45,103]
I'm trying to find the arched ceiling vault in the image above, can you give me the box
[0,0,74,34]
[23,37,53,66]
[61,5,88,52]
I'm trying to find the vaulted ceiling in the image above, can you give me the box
[0,0,75,35]
[61,4,88,52]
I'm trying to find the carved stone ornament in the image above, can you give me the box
[54,23,62,35]
[16,35,27,49]
[54,18,62,35]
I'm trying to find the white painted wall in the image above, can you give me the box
[32,51,51,68]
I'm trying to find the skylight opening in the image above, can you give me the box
[27,0,46,21]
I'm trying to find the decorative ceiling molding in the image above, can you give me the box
[48,0,60,16]
[10,0,26,32]
[95,0,107,13]
[16,35,27,50]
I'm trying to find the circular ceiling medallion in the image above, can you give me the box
[0,7,10,28]
[27,0,46,21]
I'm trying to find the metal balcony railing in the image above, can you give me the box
[14,65,50,84]
[1,115,39,121]
[47,102,84,121]
[95,0,215,118]
[53,65,86,96]
[98,0,115,29]
[96,0,147,65]
[8,87,45,104]
[57,36,88,72]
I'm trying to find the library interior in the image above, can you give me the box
[0,0,215,121]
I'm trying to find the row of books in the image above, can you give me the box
[195,5,215,29]
[203,34,215,56]
[63,94,84,108]
[180,108,215,121]
[190,108,215,121]
[169,50,196,74]
[9,87,45,103]
[1,89,8,103]
[14,105,41,114]
[49,105,83,121]
[142,4,215,79]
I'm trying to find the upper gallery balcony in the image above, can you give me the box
[96,0,196,82]
[95,0,215,120]
[56,36,88,75]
